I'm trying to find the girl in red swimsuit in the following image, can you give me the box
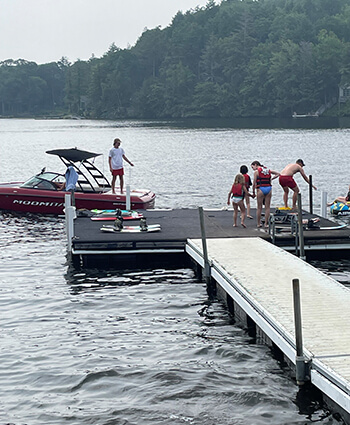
[240,165,253,219]
[227,174,251,228]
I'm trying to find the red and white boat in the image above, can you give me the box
[0,148,156,215]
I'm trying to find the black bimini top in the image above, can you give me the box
[46,148,101,162]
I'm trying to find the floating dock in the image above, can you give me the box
[70,208,350,267]
[68,207,350,422]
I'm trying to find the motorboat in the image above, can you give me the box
[0,148,156,215]
[292,112,319,118]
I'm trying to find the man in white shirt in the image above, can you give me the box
[108,138,134,194]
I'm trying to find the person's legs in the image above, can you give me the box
[232,203,238,226]
[111,175,117,194]
[264,191,272,227]
[291,185,300,210]
[282,186,289,208]
[119,175,124,193]
[239,201,246,227]
[333,196,347,204]
[256,190,264,227]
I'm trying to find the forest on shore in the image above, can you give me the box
[2,0,350,119]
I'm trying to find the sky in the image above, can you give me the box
[0,0,212,64]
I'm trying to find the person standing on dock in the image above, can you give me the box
[278,159,317,210]
[109,138,134,194]
[240,165,253,219]
[227,174,251,228]
[251,161,279,228]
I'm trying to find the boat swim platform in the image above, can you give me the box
[71,208,350,267]
[187,237,350,421]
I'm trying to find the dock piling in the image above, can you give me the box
[297,193,306,260]
[65,193,76,253]
[292,278,310,386]
[309,175,313,214]
[320,191,328,218]
[126,184,131,211]
[198,207,211,287]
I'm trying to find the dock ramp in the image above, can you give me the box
[186,237,350,417]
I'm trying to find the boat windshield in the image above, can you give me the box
[20,172,66,191]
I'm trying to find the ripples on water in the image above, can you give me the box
[0,214,343,425]
[0,120,348,424]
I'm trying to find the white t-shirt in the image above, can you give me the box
[109,147,125,170]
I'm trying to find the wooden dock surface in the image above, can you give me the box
[187,237,350,412]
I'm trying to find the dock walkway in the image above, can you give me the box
[187,237,350,418]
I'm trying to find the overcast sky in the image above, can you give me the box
[0,0,211,64]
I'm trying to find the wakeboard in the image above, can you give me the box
[276,223,347,233]
[91,209,144,221]
[318,224,348,230]
[100,224,161,233]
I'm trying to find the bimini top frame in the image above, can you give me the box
[46,148,111,192]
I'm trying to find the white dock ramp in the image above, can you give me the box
[186,237,350,415]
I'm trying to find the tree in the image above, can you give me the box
[163,62,196,117]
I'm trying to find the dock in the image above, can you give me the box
[71,208,350,267]
[68,206,350,422]
[187,237,350,422]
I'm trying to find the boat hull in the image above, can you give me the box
[0,184,155,215]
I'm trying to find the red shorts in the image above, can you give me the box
[112,168,124,176]
[279,175,297,189]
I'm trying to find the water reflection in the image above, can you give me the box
[294,385,331,420]
[134,116,350,130]
[65,265,199,294]
[309,259,350,287]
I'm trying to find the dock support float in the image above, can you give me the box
[292,278,310,386]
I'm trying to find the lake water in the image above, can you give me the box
[0,118,349,424]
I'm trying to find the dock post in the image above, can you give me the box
[309,175,313,214]
[292,278,310,385]
[320,191,328,218]
[198,207,211,287]
[297,193,306,260]
[268,214,276,245]
[65,193,76,253]
[126,184,131,211]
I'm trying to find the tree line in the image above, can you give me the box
[1,0,350,119]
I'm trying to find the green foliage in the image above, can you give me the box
[2,0,350,118]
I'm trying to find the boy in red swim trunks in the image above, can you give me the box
[279,159,317,209]
[108,138,134,194]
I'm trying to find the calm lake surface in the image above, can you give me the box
[0,118,349,424]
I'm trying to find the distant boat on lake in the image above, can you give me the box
[292,112,319,118]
